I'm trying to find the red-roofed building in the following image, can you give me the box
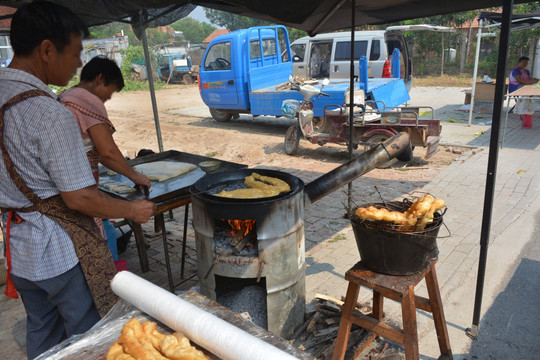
[203,29,230,47]
[0,6,15,66]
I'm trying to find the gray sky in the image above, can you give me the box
[188,6,211,24]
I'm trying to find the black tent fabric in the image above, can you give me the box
[0,0,532,35]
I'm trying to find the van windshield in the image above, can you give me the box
[334,41,368,61]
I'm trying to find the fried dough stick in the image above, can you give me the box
[355,194,445,232]
[215,172,290,198]
[142,321,166,349]
[107,342,136,360]
[215,188,268,198]
[246,172,290,193]
[117,318,168,360]
[415,198,445,230]
[159,332,209,360]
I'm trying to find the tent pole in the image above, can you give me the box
[347,0,355,211]
[468,19,483,126]
[139,10,164,153]
[466,0,513,340]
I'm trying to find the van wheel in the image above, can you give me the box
[363,134,398,168]
[313,117,331,133]
[209,108,232,122]
[182,74,194,85]
[284,125,300,155]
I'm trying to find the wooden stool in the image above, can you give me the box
[332,258,452,360]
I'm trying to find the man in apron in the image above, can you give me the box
[0,2,156,358]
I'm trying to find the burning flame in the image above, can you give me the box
[227,219,256,238]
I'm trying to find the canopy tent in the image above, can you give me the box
[0,1,530,35]
[0,0,530,340]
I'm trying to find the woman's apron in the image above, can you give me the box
[0,89,118,317]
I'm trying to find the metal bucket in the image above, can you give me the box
[350,202,443,276]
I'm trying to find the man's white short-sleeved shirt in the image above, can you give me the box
[0,68,96,281]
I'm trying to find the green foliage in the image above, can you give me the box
[288,28,308,42]
[171,18,216,44]
[204,9,272,31]
[49,77,79,94]
[119,46,164,91]
[90,23,140,46]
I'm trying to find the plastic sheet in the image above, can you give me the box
[281,99,301,119]
[111,271,300,360]
[34,299,161,360]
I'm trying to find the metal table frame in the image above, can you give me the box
[127,195,191,293]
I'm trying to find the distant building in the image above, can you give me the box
[203,29,230,47]
[82,35,129,67]
[0,6,15,67]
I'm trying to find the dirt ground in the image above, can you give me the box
[106,84,465,183]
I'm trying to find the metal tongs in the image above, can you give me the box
[134,184,150,198]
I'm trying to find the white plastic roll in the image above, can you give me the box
[111,271,300,360]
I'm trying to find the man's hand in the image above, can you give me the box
[129,199,156,223]
[61,186,156,222]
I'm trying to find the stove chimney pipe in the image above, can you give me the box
[303,132,412,207]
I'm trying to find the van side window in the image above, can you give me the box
[250,39,277,59]
[334,40,368,61]
[370,40,381,60]
[204,42,231,71]
[291,44,306,62]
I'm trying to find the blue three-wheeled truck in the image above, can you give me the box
[198,26,441,159]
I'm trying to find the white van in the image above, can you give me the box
[290,25,452,90]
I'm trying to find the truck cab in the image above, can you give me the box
[199,26,292,121]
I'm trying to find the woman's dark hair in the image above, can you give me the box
[80,56,125,91]
[10,1,89,56]
[519,56,529,63]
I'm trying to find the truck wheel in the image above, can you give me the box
[284,125,300,155]
[209,108,232,122]
[312,117,331,133]
[365,133,398,169]
[183,74,194,85]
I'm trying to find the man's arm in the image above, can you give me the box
[60,186,155,223]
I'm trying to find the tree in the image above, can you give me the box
[508,3,540,68]
[171,18,216,44]
[204,9,272,31]
[90,23,140,46]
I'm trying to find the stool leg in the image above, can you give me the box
[332,282,360,360]
[425,264,453,359]
[372,290,383,321]
[401,288,420,360]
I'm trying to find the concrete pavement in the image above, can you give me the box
[1,102,539,359]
